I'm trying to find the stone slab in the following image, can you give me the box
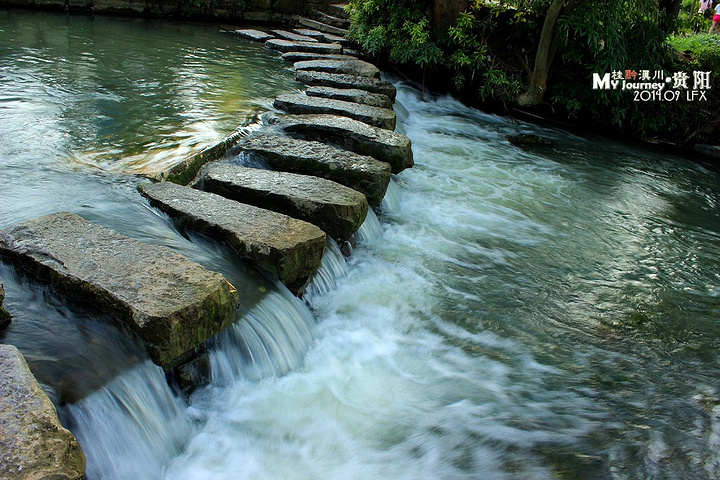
[275,113,413,174]
[281,51,357,63]
[203,165,368,240]
[296,16,349,36]
[316,11,351,29]
[139,182,325,292]
[266,39,342,54]
[295,59,379,78]
[296,70,396,100]
[274,93,396,130]
[305,86,392,108]
[328,3,349,18]
[237,134,391,206]
[233,29,274,42]
[270,29,318,43]
[0,344,86,480]
[0,212,239,369]
[292,28,326,40]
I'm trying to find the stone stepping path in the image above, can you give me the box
[266,39,342,54]
[281,51,357,63]
[237,134,391,206]
[203,165,368,241]
[0,212,240,369]
[305,86,392,108]
[328,3,349,18]
[139,182,326,293]
[295,70,396,100]
[233,29,274,42]
[271,29,318,43]
[294,58,379,78]
[275,114,413,174]
[316,11,351,29]
[274,93,396,130]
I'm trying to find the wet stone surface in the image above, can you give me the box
[236,133,391,206]
[274,93,396,130]
[203,164,368,241]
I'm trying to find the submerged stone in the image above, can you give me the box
[203,165,368,241]
[295,70,396,100]
[0,344,86,480]
[270,29,318,43]
[306,86,392,108]
[237,134,391,206]
[139,182,325,293]
[294,59,379,78]
[0,212,239,369]
[233,29,274,42]
[274,93,396,130]
[274,114,414,174]
[265,39,342,54]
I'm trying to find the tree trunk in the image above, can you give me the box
[659,0,683,31]
[431,0,470,33]
[517,0,566,106]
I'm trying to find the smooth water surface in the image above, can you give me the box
[2,10,720,479]
[0,9,295,399]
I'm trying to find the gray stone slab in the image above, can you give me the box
[291,28,326,41]
[266,39,342,54]
[270,29,318,43]
[315,31,351,46]
[203,165,368,240]
[0,212,239,369]
[274,93,396,130]
[306,86,392,108]
[237,134,391,206]
[0,344,86,480]
[275,113,413,174]
[328,3,349,18]
[281,51,357,63]
[296,70,396,100]
[139,182,326,292]
[316,11,351,29]
[233,29,274,42]
[295,59,379,78]
[296,16,349,36]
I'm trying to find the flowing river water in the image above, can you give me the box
[1,9,720,480]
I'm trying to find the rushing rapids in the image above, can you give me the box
[1,10,720,479]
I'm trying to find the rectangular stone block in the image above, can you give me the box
[139,182,326,292]
[274,93,395,130]
[0,212,240,369]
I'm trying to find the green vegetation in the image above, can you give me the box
[347,0,719,145]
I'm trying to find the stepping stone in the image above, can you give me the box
[270,29,318,43]
[292,28,326,41]
[296,16,349,36]
[233,29,274,42]
[265,39,342,54]
[296,70,396,100]
[275,114,413,174]
[281,51,357,63]
[314,31,351,46]
[316,11,351,29]
[0,212,240,369]
[294,58,379,78]
[139,182,325,292]
[0,344,86,480]
[328,3,349,19]
[203,165,368,241]
[237,134,390,206]
[274,93,396,130]
[306,86,392,108]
